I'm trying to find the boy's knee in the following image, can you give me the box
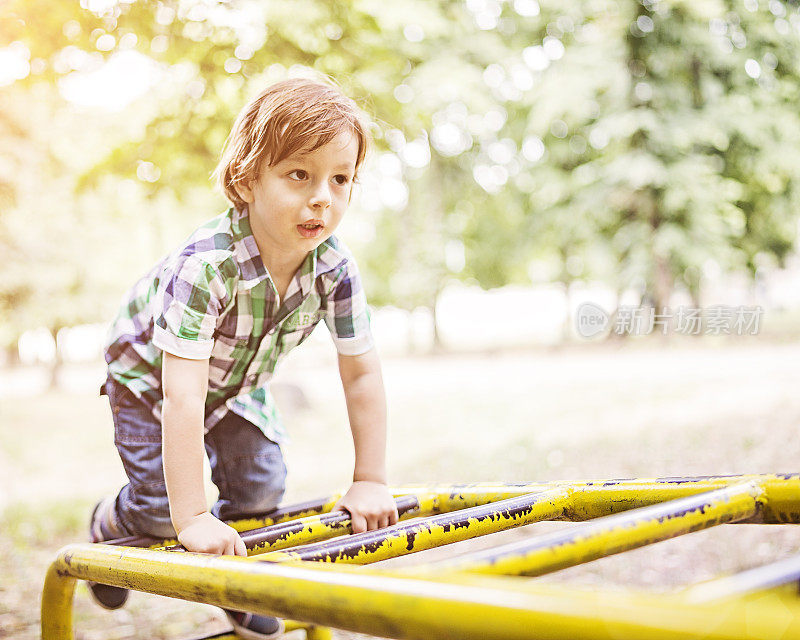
[118,483,175,539]
[245,481,286,514]
[213,472,286,521]
[137,513,176,540]
[246,454,287,512]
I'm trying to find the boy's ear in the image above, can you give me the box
[235,180,254,204]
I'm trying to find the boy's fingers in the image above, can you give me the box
[350,512,367,534]
[377,515,389,529]
[332,501,350,515]
[234,536,248,557]
[389,508,399,525]
[333,502,351,519]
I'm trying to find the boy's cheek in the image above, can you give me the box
[326,212,346,233]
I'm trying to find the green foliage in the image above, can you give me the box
[1,498,91,548]
[2,0,800,342]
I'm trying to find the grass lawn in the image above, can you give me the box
[3,338,800,639]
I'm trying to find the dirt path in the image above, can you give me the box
[3,339,800,639]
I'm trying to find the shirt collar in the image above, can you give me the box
[230,206,348,293]
[314,237,347,278]
[230,206,270,290]
[294,239,347,299]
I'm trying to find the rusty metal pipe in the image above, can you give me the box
[255,489,570,565]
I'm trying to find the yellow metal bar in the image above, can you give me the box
[41,563,77,640]
[228,495,343,533]
[105,475,800,551]
[433,482,762,576]
[200,496,421,556]
[99,495,347,550]
[284,620,334,640]
[390,483,553,513]
[103,495,426,553]
[565,474,798,523]
[253,489,570,565]
[44,475,800,640]
[43,542,800,640]
[392,474,800,523]
[242,510,354,555]
[684,554,800,603]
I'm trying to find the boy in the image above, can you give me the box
[90,78,398,639]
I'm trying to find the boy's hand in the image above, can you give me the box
[176,511,247,556]
[334,481,399,534]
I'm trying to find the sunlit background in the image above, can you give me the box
[3,0,800,638]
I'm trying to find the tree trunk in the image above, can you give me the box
[431,284,444,352]
[652,252,673,311]
[48,326,63,390]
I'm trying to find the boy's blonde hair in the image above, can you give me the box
[215,78,369,209]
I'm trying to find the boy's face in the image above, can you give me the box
[238,130,359,270]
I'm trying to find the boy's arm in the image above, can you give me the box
[162,352,246,556]
[333,347,398,534]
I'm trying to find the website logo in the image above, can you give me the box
[575,302,610,338]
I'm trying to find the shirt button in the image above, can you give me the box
[247,374,259,385]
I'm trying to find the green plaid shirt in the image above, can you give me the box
[104,206,373,442]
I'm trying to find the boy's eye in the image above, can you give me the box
[288,169,308,180]
[333,174,351,186]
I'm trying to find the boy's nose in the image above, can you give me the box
[309,182,332,209]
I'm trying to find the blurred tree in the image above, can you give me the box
[0,82,148,382]
[499,0,800,309]
[2,0,800,355]
[607,0,800,308]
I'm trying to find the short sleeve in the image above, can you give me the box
[152,254,235,360]
[324,257,374,356]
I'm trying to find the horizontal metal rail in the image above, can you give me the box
[431,482,761,576]
[43,543,800,640]
[101,494,347,549]
[684,554,800,603]
[252,489,570,565]
[97,474,800,551]
[392,473,800,523]
[42,474,800,640]
[161,495,422,554]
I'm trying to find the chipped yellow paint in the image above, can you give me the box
[129,475,800,552]
[565,475,800,523]
[142,495,433,553]
[390,484,552,513]
[256,489,570,566]
[436,482,762,576]
[42,563,77,639]
[42,475,800,640]
[243,496,429,558]
[42,543,800,640]
[393,475,800,523]
[228,496,342,533]
[246,512,352,555]
[149,537,178,549]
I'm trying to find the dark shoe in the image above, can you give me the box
[87,581,130,610]
[87,499,130,610]
[225,610,285,639]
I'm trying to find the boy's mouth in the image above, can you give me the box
[297,220,324,238]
